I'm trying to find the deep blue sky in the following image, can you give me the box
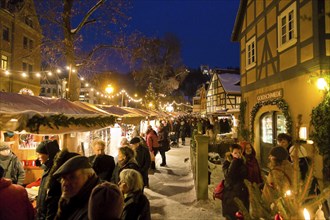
[127,0,240,70]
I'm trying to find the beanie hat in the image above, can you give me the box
[0,141,10,151]
[270,146,289,161]
[130,137,140,145]
[36,141,49,154]
[88,182,124,220]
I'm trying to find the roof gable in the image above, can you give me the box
[231,0,247,42]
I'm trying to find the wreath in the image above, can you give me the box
[249,98,293,143]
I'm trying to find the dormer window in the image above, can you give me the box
[277,2,297,52]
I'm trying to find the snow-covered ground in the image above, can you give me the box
[145,138,226,219]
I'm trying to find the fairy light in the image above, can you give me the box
[21,72,27,77]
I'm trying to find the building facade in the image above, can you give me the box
[0,0,42,95]
[232,0,330,177]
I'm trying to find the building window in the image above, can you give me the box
[246,36,256,70]
[22,62,27,71]
[3,26,9,42]
[23,37,28,49]
[1,55,8,70]
[25,17,33,28]
[277,2,297,52]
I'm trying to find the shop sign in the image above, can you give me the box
[256,89,283,102]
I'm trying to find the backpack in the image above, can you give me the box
[213,179,225,200]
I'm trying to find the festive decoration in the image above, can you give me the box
[238,100,250,141]
[144,82,158,109]
[249,98,293,143]
[274,213,283,220]
[26,114,116,133]
[233,115,330,220]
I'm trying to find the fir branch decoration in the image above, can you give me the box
[310,92,330,156]
[250,98,293,142]
[26,114,116,133]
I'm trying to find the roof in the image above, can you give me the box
[231,0,247,42]
[0,92,115,134]
[218,73,241,94]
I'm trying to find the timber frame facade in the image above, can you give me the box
[232,0,330,179]
[206,69,241,115]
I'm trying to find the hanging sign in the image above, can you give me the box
[256,89,283,102]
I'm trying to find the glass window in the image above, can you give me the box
[25,17,33,28]
[278,2,297,51]
[22,62,27,71]
[3,26,9,42]
[246,36,256,70]
[1,55,8,70]
[23,37,28,49]
[261,113,273,144]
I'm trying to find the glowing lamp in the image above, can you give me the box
[303,208,310,220]
[317,78,328,91]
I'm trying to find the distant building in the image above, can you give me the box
[206,69,241,115]
[0,0,42,95]
[232,0,329,178]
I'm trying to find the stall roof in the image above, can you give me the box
[0,92,116,134]
[98,105,141,117]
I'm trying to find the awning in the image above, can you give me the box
[0,92,116,134]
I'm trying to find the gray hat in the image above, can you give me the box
[53,155,91,177]
[0,141,10,151]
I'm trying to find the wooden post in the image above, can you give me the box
[194,135,209,200]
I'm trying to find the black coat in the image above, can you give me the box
[222,158,249,220]
[112,161,141,184]
[135,145,151,186]
[88,154,115,182]
[121,190,151,220]
[55,175,100,220]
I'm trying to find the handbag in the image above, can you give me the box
[213,179,225,200]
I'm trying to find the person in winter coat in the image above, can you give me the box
[0,165,34,220]
[119,169,151,220]
[242,142,262,185]
[179,120,187,145]
[222,144,249,220]
[129,137,151,187]
[54,156,100,220]
[146,125,159,170]
[111,146,141,185]
[0,141,25,185]
[38,149,79,220]
[88,139,115,182]
[262,146,293,209]
[36,140,60,220]
[88,182,124,220]
[157,124,169,167]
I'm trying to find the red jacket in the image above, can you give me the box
[0,178,35,220]
[146,129,159,150]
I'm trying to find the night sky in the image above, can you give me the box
[127,0,240,70]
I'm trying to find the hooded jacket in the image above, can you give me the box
[0,178,34,220]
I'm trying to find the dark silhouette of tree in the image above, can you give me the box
[129,33,188,95]
[34,0,131,101]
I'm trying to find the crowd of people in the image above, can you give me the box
[220,133,329,220]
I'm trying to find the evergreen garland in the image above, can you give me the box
[310,92,330,156]
[250,98,293,142]
[239,101,250,141]
[26,114,116,133]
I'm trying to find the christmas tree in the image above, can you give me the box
[144,82,158,110]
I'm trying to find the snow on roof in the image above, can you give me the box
[217,73,241,94]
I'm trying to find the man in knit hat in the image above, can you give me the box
[35,140,60,220]
[54,155,100,220]
[0,141,25,185]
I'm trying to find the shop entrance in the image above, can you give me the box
[259,111,287,169]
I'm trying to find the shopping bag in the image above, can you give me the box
[213,179,225,200]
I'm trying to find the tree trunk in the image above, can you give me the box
[63,0,80,101]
